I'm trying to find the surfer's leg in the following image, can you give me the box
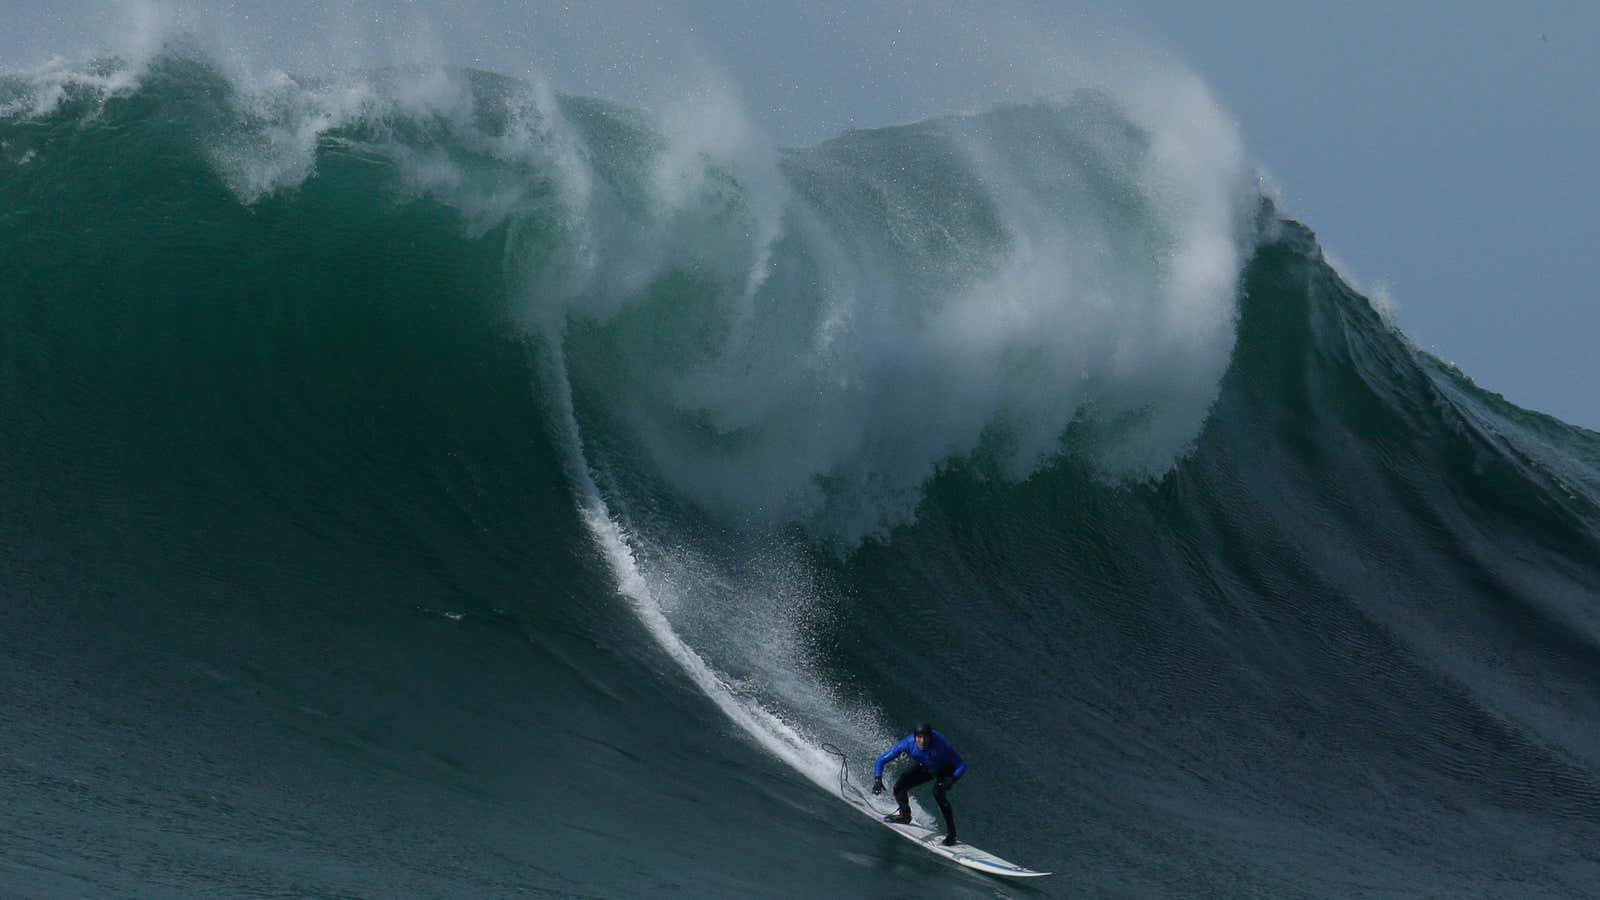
[932,777,956,840]
[892,767,933,818]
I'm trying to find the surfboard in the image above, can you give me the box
[846,796,1051,878]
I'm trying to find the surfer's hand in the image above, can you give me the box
[871,777,884,794]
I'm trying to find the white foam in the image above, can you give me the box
[538,338,898,802]
[650,82,789,328]
[0,0,194,121]
[1324,248,1402,329]
[0,53,147,120]
[0,6,588,218]
[199,61,600,247]
[208,72,376,203]
[560,71,1254,543]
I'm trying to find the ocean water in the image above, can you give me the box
[3,44,1600,899]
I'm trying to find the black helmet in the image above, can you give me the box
[913,722,934,737]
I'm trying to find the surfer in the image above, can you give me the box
[872,722,966,845]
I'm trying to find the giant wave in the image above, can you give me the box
[3,41,1599,899]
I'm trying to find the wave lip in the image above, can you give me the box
[560,93,1254,544]
[4,46,1256,550]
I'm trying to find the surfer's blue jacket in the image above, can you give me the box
[874,731,967,779]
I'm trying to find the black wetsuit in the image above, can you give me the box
[892,765,959,837]
[874,731,966,838]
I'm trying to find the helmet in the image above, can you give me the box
[913,722,934,737]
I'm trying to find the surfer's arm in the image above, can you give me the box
[947,742,967,779]
[873,737,911,778]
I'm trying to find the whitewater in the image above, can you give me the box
[4,9,1600,899]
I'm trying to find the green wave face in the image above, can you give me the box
[4,48,1599,899]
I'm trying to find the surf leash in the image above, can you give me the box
[822,742,896,816]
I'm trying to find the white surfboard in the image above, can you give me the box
[846,796,1051,878]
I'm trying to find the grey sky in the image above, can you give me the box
[4,1,1595,428]
[1113,2,1599,431]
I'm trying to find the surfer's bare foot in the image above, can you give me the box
[883,810,911,824]
[941,834,959,846]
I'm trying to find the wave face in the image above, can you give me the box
[4,50,1600,899]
